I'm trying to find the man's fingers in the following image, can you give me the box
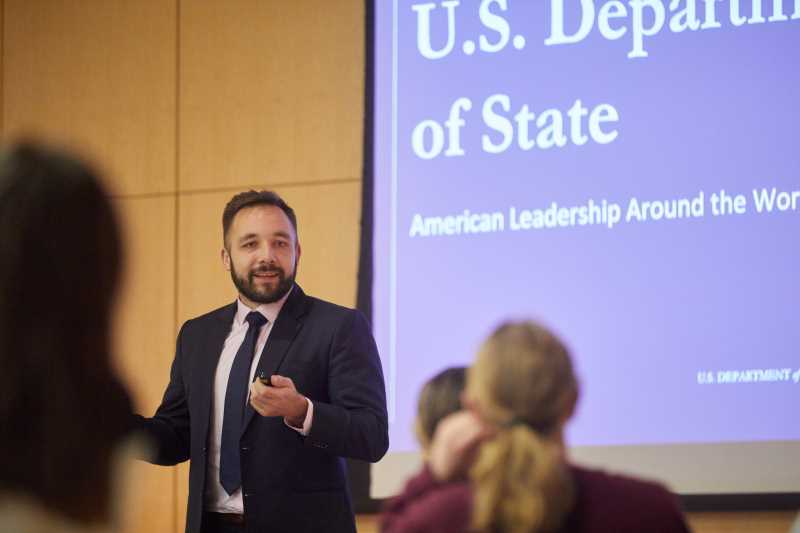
[250,375,294,396]
[249,394,278,416]
[250,380,267,395]
[253,385,283,402]
[249,375,301,419]
[270,374,294,389]
[250,381,292,409]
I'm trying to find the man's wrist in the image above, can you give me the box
[286,395,309,428]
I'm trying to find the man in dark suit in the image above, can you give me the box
[136,190,388,533]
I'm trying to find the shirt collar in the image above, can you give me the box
[234,286,293,326]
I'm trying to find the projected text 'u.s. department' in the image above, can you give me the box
[412,0,800,61]
[407,0,798,161]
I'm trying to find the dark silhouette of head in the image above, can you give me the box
[0,141,132,524]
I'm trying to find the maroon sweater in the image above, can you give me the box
[380,464,691,533]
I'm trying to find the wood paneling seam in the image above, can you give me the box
[178,177,362,197]
[172,1,182,532]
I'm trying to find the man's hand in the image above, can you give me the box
[249,375,308,428]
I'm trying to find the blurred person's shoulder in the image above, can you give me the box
[381,466,472,533]
[0,495,115,533]
[562,464,690,533]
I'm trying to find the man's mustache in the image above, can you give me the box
[251,265,283,276]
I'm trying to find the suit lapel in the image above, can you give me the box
[197,302,238,444]
[242,285,308,433]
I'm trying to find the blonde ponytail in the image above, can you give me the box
[466,321,579,533]
[471,425,573,533]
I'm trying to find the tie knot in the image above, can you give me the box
[245,311,267,329]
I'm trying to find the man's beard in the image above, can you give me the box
[231,262,295,305]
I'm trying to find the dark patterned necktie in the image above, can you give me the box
[219,310,267,495]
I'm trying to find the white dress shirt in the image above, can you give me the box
[205,292,313,514]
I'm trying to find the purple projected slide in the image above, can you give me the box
[373,0,800,453]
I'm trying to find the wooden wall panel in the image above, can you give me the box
[179,0,364,192]
[288,181,362,306]
[177,462,189,533]
[176,182,361,324]
[687,511,796,533]
[114,196,177,533]
[115,196,177,415]
[175,191,235,320]
[2,0,176,196]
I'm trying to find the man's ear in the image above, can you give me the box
[221,247,231,272]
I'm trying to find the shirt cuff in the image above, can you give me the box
[285,397,313,436]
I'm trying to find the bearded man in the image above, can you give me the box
[136,190,388,533]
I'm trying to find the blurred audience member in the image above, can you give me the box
[0,142,134,532]
[414,366,467,454]
[382,321,690,533]
[382,366,468,532]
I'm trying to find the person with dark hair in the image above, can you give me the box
[136,190,389,533]
[414,367,467,453]
[380,367,469,533]
[381,321,690,533]
[0,142,134,532]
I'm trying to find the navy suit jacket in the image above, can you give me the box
[138,285,389,533]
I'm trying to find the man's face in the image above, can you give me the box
[222,204,301,307]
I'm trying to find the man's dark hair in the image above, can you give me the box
[0,141,132,525]
[222,190,298,247]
